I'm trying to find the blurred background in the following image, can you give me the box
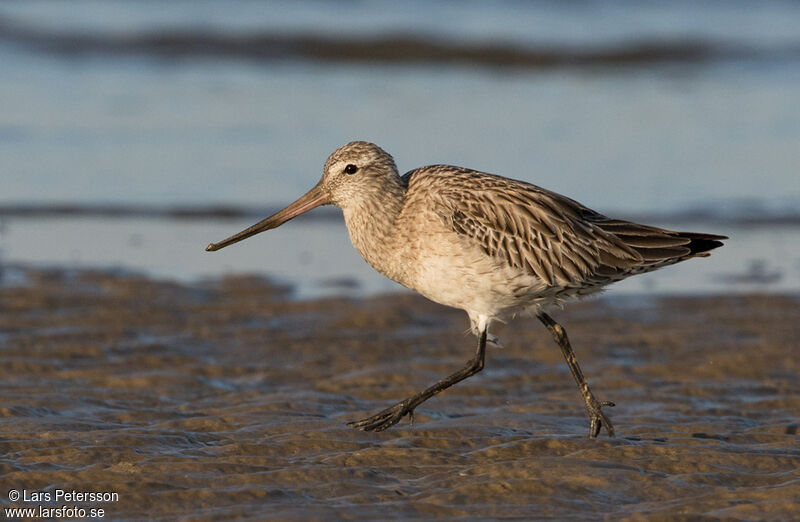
[1,0,798,297]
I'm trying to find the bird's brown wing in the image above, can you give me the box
[425,168,700,287]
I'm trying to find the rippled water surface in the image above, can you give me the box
[1,269,798,519]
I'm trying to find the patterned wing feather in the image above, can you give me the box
[429,170,642,287]
[414,166,725,288]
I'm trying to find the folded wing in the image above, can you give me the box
[426,169,725,288]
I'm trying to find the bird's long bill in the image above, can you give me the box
[205,183,329,252]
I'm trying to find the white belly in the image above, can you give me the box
[402,235,550,321]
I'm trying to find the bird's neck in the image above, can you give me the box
[341,176,407,281]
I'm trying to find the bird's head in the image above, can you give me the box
[321,141,399,208]
[205,141,399,252]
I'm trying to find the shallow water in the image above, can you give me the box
[2,1,799,214]
[2,0,799,301]
[1,215,798,298]
[1,269,798,519]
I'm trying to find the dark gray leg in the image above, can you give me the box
[538,312,615,437]
[348,328,488,432]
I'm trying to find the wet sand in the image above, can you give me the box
[1,267,798,520]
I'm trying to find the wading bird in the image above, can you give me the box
[206,141,725,437]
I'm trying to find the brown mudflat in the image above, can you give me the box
[1,267,798,520]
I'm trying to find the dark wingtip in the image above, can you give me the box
[687,236,726,255]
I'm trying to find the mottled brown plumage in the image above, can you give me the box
[207,141,726,437]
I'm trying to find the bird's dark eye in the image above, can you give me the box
[344,164,358,175]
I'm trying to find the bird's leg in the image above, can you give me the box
[348,328,488,432]
[537,312,615,438]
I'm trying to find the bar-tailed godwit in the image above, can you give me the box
[207,141,726,437]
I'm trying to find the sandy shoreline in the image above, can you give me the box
[1,266,798,519]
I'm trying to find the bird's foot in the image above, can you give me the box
[584,394,615,438]
[347,399,415,432]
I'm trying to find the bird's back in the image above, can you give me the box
[397,165,725,302]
